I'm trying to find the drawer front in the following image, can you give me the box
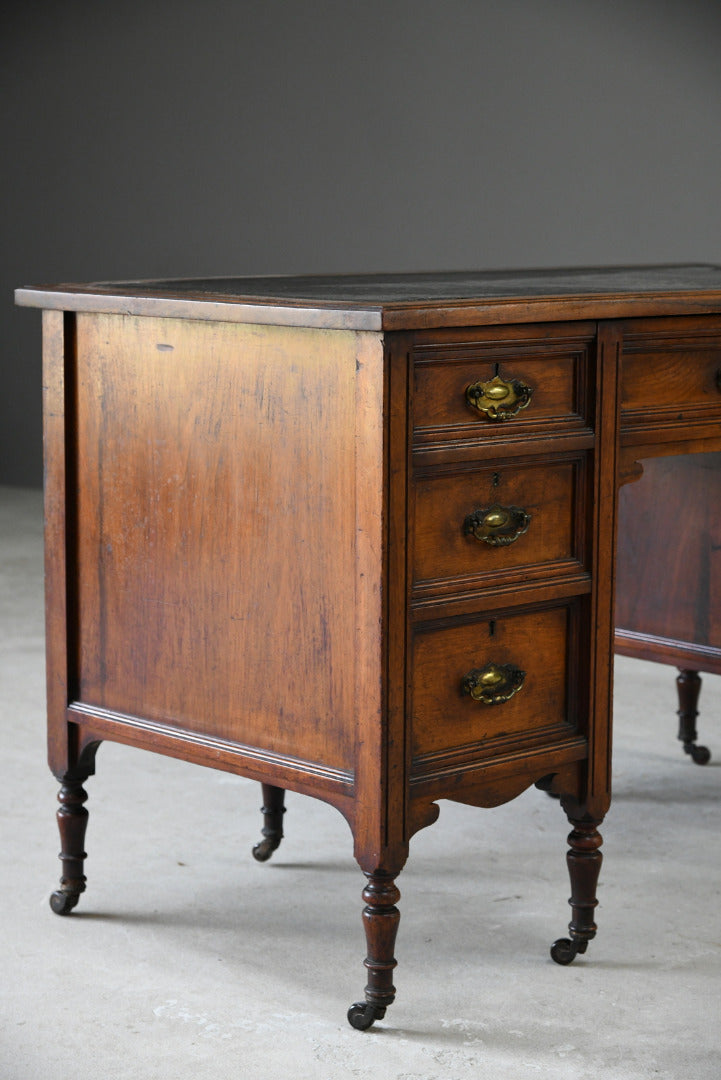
[411,606,575,765]
[412,327,594,448]
[621,331,721,431]
[412,457,585,595]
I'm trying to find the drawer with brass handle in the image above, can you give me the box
[412,457,587,597]
[410,605,575,762]
[412,329,594,449]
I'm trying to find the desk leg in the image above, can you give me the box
[551,817,604,965]
[252,784,286,862]
[50,776,90,915]
[676,669,711,765]
[348,871,401,1030]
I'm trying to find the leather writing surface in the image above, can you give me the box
[90,264,721,304]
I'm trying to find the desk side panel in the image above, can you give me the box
[43,310,78,778]
[69,314,380,778]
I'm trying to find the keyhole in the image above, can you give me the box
[492,472,501,488]
[489,619,496,637]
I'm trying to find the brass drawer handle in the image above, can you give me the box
[461,662,526,705]
[465,374,533,420]
[463,503,531,546]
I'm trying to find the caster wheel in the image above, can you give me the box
[50,890,79,915]
[689,744,711,765]
[252,838,280,862]
[347,1002,386,1030]
[550,937,578,965]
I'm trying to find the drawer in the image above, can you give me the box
[621,327,721,432]
[412,457,586,595]
[412,327,594,448]
[411,606,576,764]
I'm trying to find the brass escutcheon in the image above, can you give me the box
[463,503,531,546]
[465,374,533,421]
[461,662,526,705]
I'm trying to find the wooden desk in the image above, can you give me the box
[15,266,721,1028]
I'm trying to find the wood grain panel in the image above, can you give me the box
[620,321,721,443]
[71,313,377,772]
[412,325,594,448]
[410,606,571,761]
[42,310,75,778]
[413,354,574,433]
[615,453,721,655]
[621,346,721,415]
[412,457,583,593]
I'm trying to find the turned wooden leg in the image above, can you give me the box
[551,818,603,965]
[50,778,90,915]
[676,669,711,765]
[347,872,401,1030]
[252,784,286,862]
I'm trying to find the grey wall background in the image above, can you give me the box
[3,0,721,488]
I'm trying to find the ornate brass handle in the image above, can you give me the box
[463,503,531,546]
[461,662,526,705]
[465,374,533,420]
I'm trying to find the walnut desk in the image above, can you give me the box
[15,266,721,1029]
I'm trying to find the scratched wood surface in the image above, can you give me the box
[72,313,369,771]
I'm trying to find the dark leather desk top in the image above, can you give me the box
[16,264,721,330]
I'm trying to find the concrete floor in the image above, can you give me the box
[1,484,719,1080]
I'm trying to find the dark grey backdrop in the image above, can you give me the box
[3,0,721,488]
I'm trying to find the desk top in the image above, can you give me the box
[16,263,721,331]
